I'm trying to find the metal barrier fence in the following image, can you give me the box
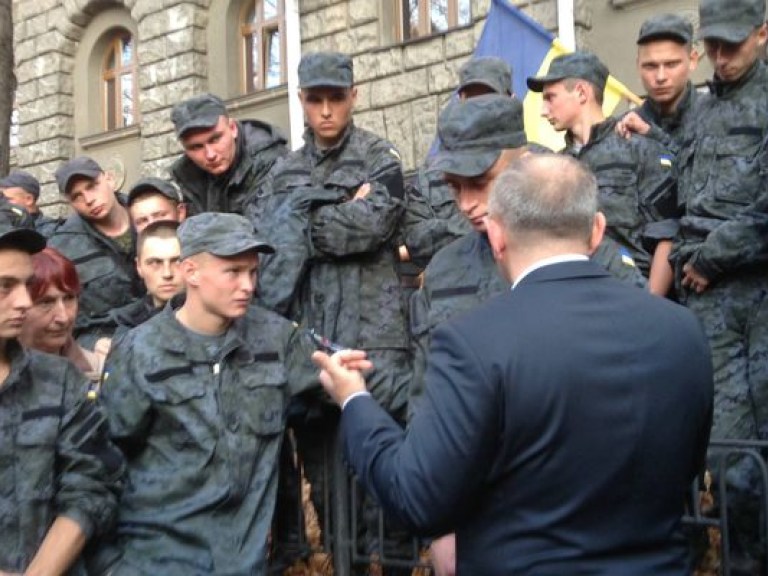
[270,434,768,575]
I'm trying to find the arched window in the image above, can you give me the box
[102,30,138,131]
[241,0,286,92]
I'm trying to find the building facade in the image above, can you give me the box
[11,0,701,212]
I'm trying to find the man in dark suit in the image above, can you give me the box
[313,154,714,575]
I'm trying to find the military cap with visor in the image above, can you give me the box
[0,170,41,199]
[128,177,184,206]
[55,156,104,195]
[431,94,527,178]
[0,219,45,254]
[698,0,766,43]
[171,93,228,138]
[526,51,609,95]
[298,52,354,88]
[458,56,512,95]
[178,212,274,260]
[637,13,694,44]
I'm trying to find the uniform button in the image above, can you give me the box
[228,415,240,431]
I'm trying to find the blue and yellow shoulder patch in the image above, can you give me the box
[659,153,673,168]
[619,247,636,268]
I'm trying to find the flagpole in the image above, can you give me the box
[556,0,576,51]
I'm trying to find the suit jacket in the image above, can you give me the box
[343,260,713,575]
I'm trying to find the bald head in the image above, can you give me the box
[488,154,598,246]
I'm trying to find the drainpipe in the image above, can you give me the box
[285,0,304,150]
[557,0,576,51]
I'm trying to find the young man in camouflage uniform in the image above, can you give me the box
[250,51,410,565]
[126,176,187,232]
[528,52,678,296]
[110,220,185,342]
[99,212,317,574]
[0,170,62,237]
[0,222,123,575]
[401,57,512,268]
[672,0,768,567]
[170,93,287,215]
[616,14,699,150]
[49,157,143,345]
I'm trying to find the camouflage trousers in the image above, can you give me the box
[681,270,768,567]
[680,270,768,441]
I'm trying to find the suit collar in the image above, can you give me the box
[515,259,610,288]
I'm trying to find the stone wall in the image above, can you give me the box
[298,0,587,172]
[11,0,577,208]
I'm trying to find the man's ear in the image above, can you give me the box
[181,258,199,286]
[486,215,507,264]
[588,211,606,254]
[177,202,188,222]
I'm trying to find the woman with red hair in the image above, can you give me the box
[19,247,107,381]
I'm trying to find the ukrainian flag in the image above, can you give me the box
[475,0,641,151]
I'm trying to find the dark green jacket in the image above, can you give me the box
[170,119,287,215]
[100,303,317,574]
[564,117,678,275]
[672,61,768,282]
[0,342,123,573]
[48,201,143,339]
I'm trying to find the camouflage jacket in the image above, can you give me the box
[99,303,317,574]
[251,123,408,349]
[672,61,768,282]
[31,211,63,238]
[170,119,288,215]
[565,117,678,276]
[109,295,160,345]
[48,203,143,338]
[401,165,471,269]
[636,82,697,152]
[0,341,123,574]
[408,231,646,419]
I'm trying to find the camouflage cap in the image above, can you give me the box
[698,0,765,43]
[526,51,609,95]
[458,57,513,95]
[55,156,104,195]
[128,177,184,206]
[178,212,275,260]
[0,207,45,253]
[298,52,354,89]
[431,94,527,178]
[637,13,694,45]
[0,170,41,199]
[171,93,228,138]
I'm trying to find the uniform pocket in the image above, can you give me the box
[239,362,286,436]
[593,164,640,230]
[713,130,763,206]
[16,412,60,500]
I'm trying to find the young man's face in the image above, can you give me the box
[181,116,239,176]
[185,251,258,320]
[66,173,119,223]
[704,25,768,83]
[443,154,511,233]
[136,236,184,308]
[299,86,357,148]
[637,40,697,109]
[129,194,186,232]
[0,248,33,341]
[2,187,36,212]
[541,80,581,132]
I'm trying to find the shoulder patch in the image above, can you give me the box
[658,153,673,168]
[388,148,401,161]
[619,247,636,268]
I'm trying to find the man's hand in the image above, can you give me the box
[312,349,372,406]
[616,111,651,139]
[353,182,371,200]
[430,533,457,576]
[681,262,710,293]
